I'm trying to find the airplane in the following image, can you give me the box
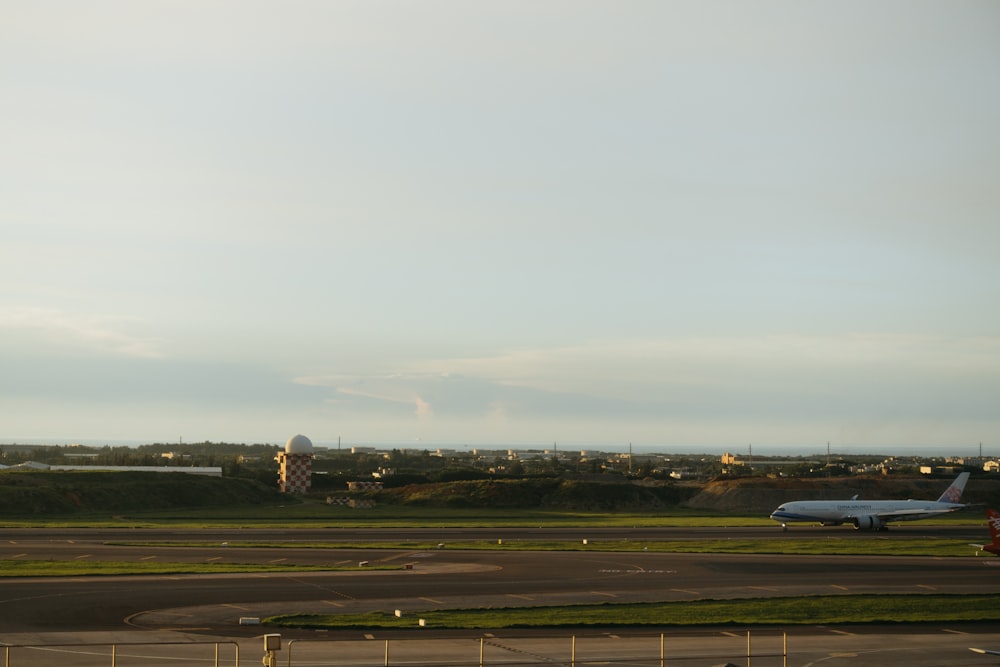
[970,508,1000,555]
[770,472,970,531]
[969,647,1000,656]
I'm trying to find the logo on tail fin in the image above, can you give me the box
[988,509,1000,540]
[937,472,970,503]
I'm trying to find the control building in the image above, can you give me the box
[276,434,314,493]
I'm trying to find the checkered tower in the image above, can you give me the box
[276,434,314,493]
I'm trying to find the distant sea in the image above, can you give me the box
[0,437,983,458]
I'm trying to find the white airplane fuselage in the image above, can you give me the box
[769,472,970,531]
[770,499,965,530]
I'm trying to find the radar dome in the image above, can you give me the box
[285,434,313,455]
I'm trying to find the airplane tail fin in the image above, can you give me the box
[936,472,971,503]
[988,509,1000,545]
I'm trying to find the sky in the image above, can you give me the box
[2,1,999,455]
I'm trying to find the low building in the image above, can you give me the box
[0,462,222,476]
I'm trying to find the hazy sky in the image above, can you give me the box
[2,1,999,453]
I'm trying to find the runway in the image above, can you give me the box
[0,526,997,634]
[1,526,999,666]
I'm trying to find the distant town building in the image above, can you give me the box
[0,462,222,476]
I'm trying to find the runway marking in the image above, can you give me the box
[590,591,618,598]
[748,586,779,592]
[830,629,855,636]
[942,628,968,635]
[268,558,287,564]
[9,553,27,559]
[222,603,251,611]
[507,594,534,601]
[73,554,91,560]
[830,585,849,591]
[720,632,740,637]
[606,634,621,639]
[139,555,156,561]
[364,634,375,640]
[322,600,344,607]
[205,557,223,562]
[917,584,937,591]
[420,597,444,605]
[670,588,700,596]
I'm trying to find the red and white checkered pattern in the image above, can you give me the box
[276,452,313,494]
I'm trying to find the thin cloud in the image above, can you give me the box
[334,383,434,420]
[1,308,164,359]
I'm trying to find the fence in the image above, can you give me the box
[285,631,787,667]
[1,640,239,667]
[1,631,787,667]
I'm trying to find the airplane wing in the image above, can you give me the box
[873,508,962,523]
[970,647,1000,655]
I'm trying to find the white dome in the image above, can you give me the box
[285,434,313,454]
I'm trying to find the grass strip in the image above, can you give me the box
[265,594,1000,630]
[108,538,981,558]
[0,559,392,577]
[0,506,983,529]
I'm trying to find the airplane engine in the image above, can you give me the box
[853,515,882,531]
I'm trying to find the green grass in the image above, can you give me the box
[265,594,1000,630]
[0,507,768,528]
[0,559,395,577]
[0,503,985,529]
[108,537,982,557]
